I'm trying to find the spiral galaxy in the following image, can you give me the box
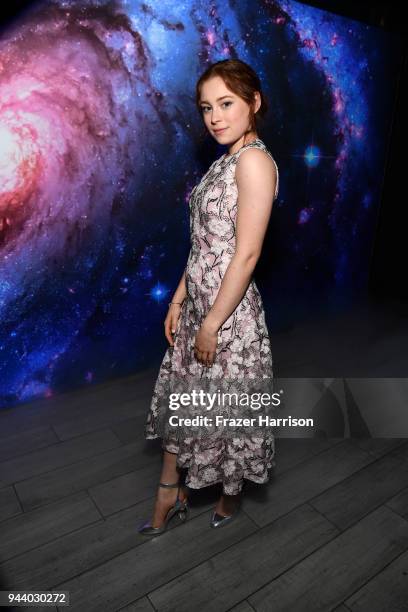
[0,0,167,404]
[0,0,399,407]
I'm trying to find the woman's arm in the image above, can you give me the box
[165,268,187,346]
[203,148,277,333]
[170,268,187,304]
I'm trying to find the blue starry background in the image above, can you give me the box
[0,0,402,407]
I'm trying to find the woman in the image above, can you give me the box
[139,58,279,534]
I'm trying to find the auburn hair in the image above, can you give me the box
[195,59,268,141]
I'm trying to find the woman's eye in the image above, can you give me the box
[201,101,232,113]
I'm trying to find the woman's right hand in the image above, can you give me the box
[164,303,183,346]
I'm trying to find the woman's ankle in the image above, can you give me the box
[215,492,240,516]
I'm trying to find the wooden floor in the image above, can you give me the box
[0,367,407,612]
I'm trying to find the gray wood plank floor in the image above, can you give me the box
[0,368,407,612]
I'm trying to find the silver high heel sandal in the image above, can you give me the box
[210,488,243,528]
[138,481,189,536]
[210,504,241,528]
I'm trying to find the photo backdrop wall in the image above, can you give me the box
[0,0,402,408]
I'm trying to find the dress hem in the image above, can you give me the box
[145,433,275,494]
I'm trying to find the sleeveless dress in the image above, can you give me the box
[144,138,279,495]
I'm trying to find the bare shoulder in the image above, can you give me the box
[235,147,277,184]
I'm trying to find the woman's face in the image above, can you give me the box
[199,76,260,144]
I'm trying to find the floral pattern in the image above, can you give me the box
[144,138,279,495]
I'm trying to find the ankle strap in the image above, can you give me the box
[159,481,180,488]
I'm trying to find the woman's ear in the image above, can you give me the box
[254,91,261,114]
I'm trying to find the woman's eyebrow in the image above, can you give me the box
[199,95,233,104]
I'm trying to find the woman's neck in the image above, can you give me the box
[226,133,259,157]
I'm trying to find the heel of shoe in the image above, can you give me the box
[138,481,189,536]
[178,501,189,522]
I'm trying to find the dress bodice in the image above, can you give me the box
[188,138,279,258]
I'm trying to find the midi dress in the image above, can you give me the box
[144,137,279,495]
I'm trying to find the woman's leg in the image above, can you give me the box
[149,450,188,528]
[215,491,242,517]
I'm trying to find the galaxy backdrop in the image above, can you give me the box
[0,0,402,408]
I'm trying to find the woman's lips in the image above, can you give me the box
[214,127,227,134]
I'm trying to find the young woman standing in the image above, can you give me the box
[139,59,279,534]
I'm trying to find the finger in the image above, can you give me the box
[195,348,204,364]
[204,351,213,367]
[164,322,174,346]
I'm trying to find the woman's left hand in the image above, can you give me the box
[194,321,218,366]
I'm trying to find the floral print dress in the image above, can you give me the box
[144,138,279,495]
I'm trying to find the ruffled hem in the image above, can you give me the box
[183,468,276,495]
[144,431,275,496]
